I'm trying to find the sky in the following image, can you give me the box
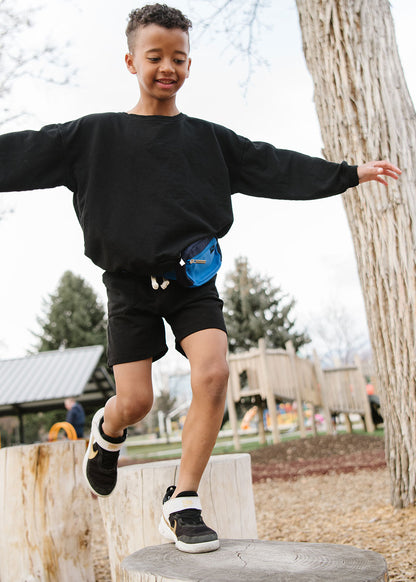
[0,0,415,373]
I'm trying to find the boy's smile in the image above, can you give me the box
[125,24,191,116]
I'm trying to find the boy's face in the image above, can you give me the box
[125,24,191,110]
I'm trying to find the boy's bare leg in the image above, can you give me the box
[174,328,229,495]
[102,358,154,437]
[83,358,154,497]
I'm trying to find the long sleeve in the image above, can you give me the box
[0,112,361,275]
[213,124,359,201]
[0,124,70,192]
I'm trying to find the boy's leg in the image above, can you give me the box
[103,359,154,436]
[175,328,229,494]
[159,328,228,553]
[83,359,153,497]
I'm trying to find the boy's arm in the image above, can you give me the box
[222,130,400,200]
[0,124,69,193]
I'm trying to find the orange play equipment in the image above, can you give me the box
[48,421,78,441]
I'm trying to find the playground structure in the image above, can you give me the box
[227,339,375,449]
[48,421,78,441]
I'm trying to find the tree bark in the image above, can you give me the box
[0,441,94,581]
[99,454,258,582]
[296,0,416,507]
[121,539,388,582]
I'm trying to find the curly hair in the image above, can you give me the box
[126,4,192,52]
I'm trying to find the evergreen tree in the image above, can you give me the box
[223,257,310,353]
[34,271,107,353]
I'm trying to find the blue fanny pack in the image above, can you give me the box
[164,237,222,287]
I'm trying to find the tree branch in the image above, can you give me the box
[193,0,271,92]
[0,0,76,127]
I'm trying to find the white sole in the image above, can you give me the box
[82,408,109,498]
[159,515,220,553]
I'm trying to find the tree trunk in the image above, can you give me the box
[0,441,94,581]
[99,454,257,582]
[121,539,388,582]
[296,0,416,507]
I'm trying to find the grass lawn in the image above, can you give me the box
[124,427,384,460]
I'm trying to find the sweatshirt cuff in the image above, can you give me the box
[344,162,359,188]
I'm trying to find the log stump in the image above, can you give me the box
[121,539,389,582]
[99,454,257,582]
[0,440,94,582]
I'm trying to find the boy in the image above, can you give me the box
[0,3,400,554]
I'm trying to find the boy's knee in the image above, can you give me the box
[207,360,229,385]
[193,360,229,401]
[215,360,229,388]
[117,393,154,426]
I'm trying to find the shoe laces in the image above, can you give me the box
[173,508,203,525]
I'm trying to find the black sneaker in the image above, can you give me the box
[158,485,219,553]
[82,407,126,497]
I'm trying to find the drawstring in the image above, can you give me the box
[151,276,170,290]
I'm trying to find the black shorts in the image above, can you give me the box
[103,271,227,366]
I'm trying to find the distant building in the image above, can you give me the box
[0,345,115,442]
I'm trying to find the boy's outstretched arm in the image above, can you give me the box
[357,161,401,186]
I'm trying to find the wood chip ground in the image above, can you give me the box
[91,434,416,582]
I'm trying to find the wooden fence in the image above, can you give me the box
[226,339,375,450]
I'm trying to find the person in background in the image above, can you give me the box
[64,397,86,438]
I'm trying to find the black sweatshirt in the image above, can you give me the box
[0,112,358,275]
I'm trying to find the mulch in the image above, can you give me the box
[250,432,387,481]
[93,433,416,582]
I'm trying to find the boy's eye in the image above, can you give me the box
[147,57,186,64]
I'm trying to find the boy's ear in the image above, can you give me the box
[186,57,192,78]
[125,53,137,75]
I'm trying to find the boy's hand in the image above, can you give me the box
[357,160,401,186]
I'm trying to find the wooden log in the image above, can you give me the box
[257,398,267,445]
[286,341,307,438]
[310,403,317,436]
[313,350,333,434]
[354,355,376,433]
[226,369,241,451]
[0,440,94,582]
[121,539,388,582]
[344,413,353,433]
[258,338,280,444]
[99,454,257,582]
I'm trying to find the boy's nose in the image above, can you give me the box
[159,59,175,73]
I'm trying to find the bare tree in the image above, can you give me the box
[296,0,416,509]
[308,301,370,367]
[198,0,416,507]
[0,1,73,126]
[0,0,74,220]
[194,0,271,89]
